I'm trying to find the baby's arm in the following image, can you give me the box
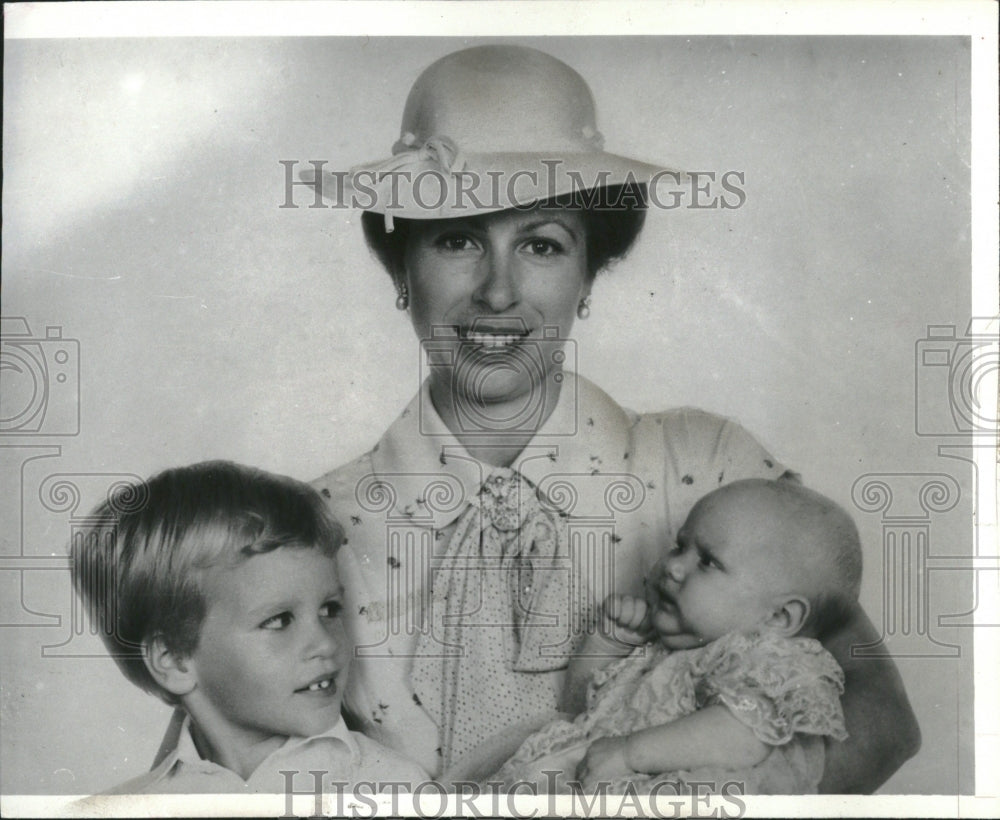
[577,706,770,783]
[561,594,650,714]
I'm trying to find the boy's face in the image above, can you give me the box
[185,547,349,745]
[645,486,800,646]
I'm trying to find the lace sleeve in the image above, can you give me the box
[585,643,663,712]
[696,631,848,746]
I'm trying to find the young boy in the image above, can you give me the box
[72,460,428,794]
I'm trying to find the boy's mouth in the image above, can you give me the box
[295,672,338,695]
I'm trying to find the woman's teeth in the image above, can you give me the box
[307,677,333,692]
[467,332,524,348]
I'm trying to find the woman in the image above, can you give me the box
[311,44,919,791]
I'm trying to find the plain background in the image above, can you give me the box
[2,34,978,795]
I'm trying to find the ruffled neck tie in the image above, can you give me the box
[410,468,579,771]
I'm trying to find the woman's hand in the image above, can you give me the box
[576,735,632,784]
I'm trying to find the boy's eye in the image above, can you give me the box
[259,612,293,630]
[320,600,343,619]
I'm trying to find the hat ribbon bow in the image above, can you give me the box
[384,133,469,176]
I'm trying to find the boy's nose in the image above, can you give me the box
[305,621,340,659]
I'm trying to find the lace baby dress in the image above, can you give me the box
[495,629,847,794]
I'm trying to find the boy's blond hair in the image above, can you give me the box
[71,460,344,702]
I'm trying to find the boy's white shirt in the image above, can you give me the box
[106,713,429,794]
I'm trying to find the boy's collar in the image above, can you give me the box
[158,712,362,774]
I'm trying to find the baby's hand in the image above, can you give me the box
[601,594,651,645]
[576,735,631,783]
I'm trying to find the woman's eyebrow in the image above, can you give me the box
[427,218,483,234]
[517,217,580,240]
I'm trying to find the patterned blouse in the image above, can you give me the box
[311,373,787,776]
[495,629,847,794]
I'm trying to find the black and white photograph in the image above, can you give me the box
[2,1,997,816]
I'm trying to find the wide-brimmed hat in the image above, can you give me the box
[307,45,665,227]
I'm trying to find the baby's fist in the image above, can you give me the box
[602,594,650,644]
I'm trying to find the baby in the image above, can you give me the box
[494,478,861,794]
[71,460,428,794]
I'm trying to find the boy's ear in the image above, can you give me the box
[764,595,810,637]
[143,635,197,697]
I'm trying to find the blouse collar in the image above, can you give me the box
[157,714,361,777]
[369,372,635,530]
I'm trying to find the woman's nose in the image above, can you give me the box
[474,250,520,312]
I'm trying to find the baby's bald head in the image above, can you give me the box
[690,478,862,637]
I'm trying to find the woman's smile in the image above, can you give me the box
[457,316,534,350]
[404,208,590,414]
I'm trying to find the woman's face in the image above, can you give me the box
[403,207,590,415]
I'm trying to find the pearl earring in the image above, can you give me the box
[395,283,409,311]
[576,296,591,320]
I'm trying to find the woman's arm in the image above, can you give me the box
[577,705,770,783]
[818,603,921,793]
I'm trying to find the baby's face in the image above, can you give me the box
[645,486,802,646]
[184,546,350,746]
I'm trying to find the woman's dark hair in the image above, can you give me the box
[361,183,648,284]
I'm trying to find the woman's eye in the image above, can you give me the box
[320,600,343,619]
[523,238,562,256]
[260,612,293,630]
[435,234,476,252]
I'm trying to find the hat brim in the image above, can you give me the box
[301,152,681,220]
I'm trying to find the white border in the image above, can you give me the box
[3,0,996,39]
[5,792,1000,818]
[2,0,997,817]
